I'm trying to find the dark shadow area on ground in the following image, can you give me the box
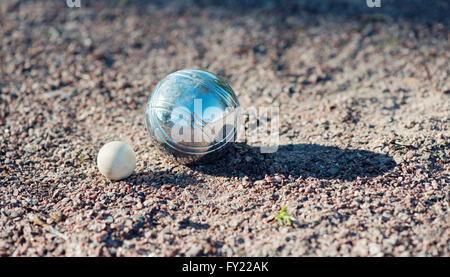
[102,0,449,25]
[124,170,200,188]
[191,142,396,181]
[178,217,210,230]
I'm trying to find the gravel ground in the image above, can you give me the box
[0,0,449,256]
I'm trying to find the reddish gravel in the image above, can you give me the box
[0,0,449,256]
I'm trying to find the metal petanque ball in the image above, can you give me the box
[145,69,240,164]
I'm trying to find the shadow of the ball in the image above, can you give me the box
[189,142,397,181]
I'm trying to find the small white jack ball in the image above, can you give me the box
[97,141,136,181]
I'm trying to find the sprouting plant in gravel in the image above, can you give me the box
[275,206,295,226]
[79,153,85,163]
[78,149,87,163]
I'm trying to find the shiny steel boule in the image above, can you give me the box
[145,69,240,164]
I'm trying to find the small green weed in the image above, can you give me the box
[275,206,295,226]
[79,152,85,163]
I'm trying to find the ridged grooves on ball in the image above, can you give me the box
[148,103,237,155]
[146,69,239,158]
